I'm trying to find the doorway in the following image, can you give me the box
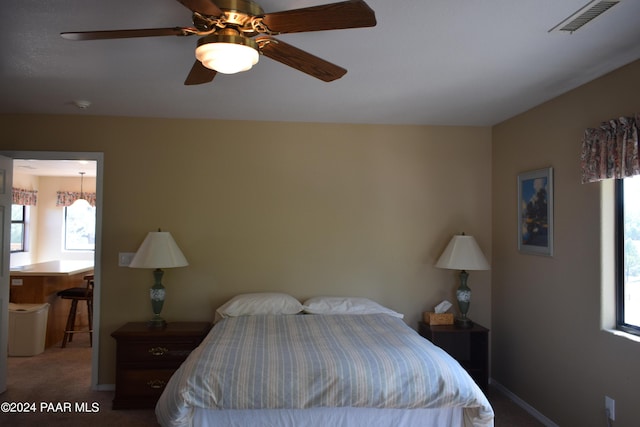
[0,151,103,392]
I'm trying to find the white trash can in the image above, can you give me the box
[8,302,50,356]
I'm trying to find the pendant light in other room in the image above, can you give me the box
[71,172,91,208]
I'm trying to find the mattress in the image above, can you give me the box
[156,313,494,427]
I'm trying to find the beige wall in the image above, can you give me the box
[492,59,640,426]
[38,176,96,263]
[0,117,492,386]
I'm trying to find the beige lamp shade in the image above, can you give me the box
[129,231,188,269]
[436,234,489,271]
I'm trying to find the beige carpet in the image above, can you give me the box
[1,334,158,427]
[1,334,543,426]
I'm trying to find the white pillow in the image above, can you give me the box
[302,296,404,319]
[216,293,303,320]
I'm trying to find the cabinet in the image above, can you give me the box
[418,322,489,392]
[111,321,211,409]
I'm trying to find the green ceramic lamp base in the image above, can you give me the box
[454,316,474,328]
[455,270,474,329]
[147,316,167,329]
[149,268,167,329]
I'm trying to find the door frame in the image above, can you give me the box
[0,154,13,393]
[0,150,104,391]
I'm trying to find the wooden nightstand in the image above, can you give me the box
[111,321,212,409]
[418,322,489,392]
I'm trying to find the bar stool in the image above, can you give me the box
[57,274,94,348]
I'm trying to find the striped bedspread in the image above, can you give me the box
[156,314,494,426]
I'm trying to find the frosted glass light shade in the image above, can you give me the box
[196,42,259,74]
[70,198,91,209]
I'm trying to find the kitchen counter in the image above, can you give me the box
[10,260,94,348]
[10,260,94,276]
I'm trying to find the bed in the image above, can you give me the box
[155,294,494,427]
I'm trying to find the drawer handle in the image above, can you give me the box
[146,379,167,389]
[148,346,169,356]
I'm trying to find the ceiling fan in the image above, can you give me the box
[61,0,377,85]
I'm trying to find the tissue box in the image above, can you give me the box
[423,312,454,325]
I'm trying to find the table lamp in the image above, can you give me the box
[435,233,489,328]
[129,229,188,328]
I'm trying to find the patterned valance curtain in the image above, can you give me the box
[580,114,639,183]
[56,191,97,207]
[12,188,38,206]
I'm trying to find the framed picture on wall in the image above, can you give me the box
[517,167,553,256]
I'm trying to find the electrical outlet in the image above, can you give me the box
[605,396,615,421]
[118,252,135,267]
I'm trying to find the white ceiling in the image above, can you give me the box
[14,159,97,177]
[1,0,639,126]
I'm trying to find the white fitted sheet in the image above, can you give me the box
[192,406,463,427]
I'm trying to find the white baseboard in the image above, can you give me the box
[490,378,559,427]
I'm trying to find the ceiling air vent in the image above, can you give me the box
[549,0,620,33]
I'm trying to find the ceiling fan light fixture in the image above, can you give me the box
[196,35,259,75]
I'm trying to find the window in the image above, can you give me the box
[617,175,640,334]
[64,202,96,251]
[11,204,27,252]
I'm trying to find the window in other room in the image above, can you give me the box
[64,202,96,251]
[617,174,640,334]
[11,204,27,252]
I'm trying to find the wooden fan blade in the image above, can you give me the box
[262,0,376,34]
[184,60,217,85]
[60,27,189,41]
[257,36,346,82]
[175,0,223,16]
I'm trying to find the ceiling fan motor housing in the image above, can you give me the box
[197,32,259,51]
[192,0,265,35]
[214,0,264,17]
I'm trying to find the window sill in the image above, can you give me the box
[604,328,640,344]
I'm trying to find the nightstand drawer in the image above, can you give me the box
[117,368,174,396]
[117,341,198,363]
[112,369,175,409]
